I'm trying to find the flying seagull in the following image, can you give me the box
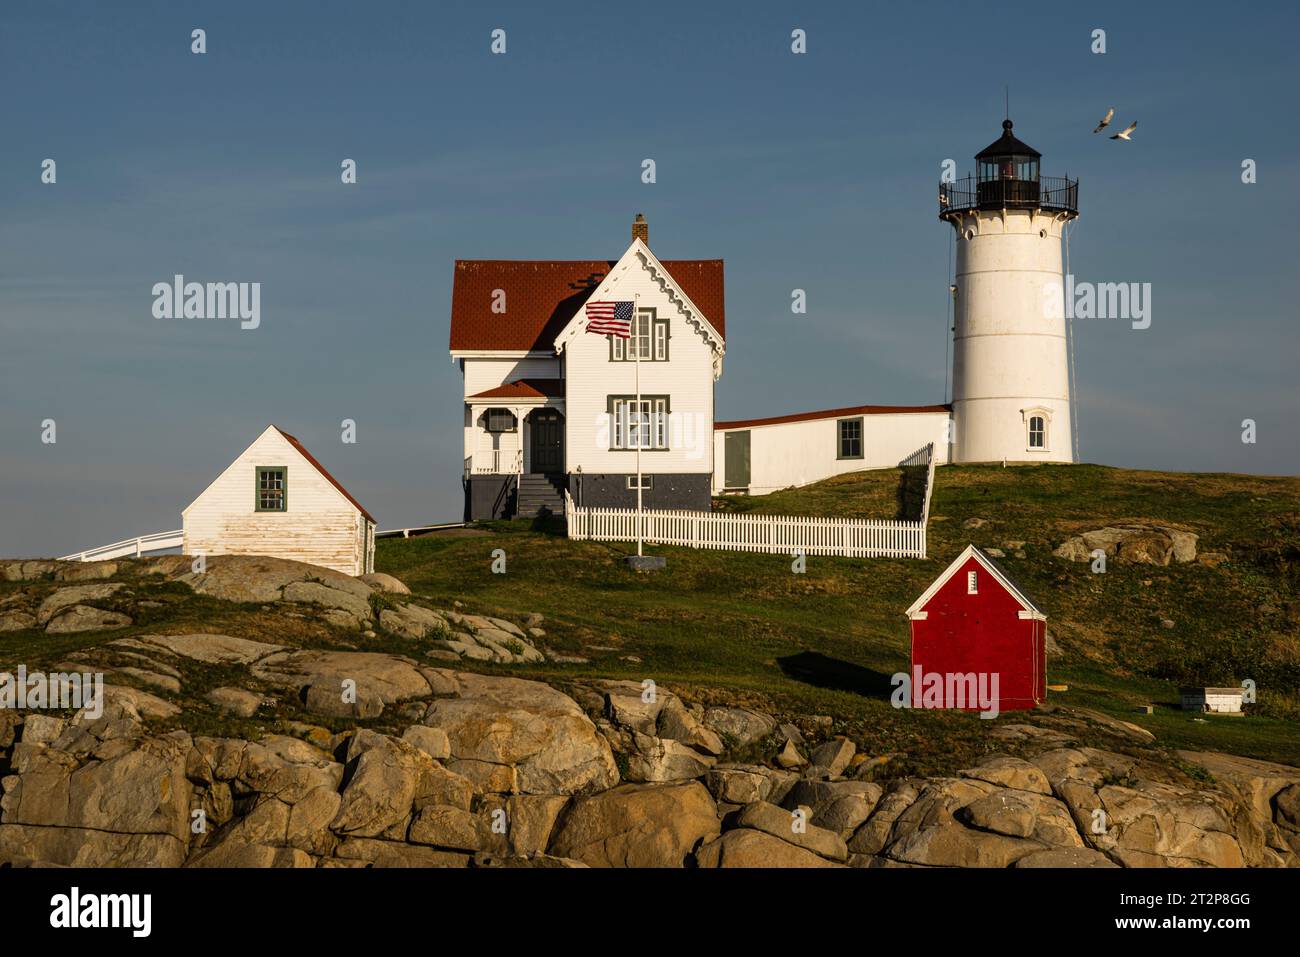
[1093,108,1115,133]
[1110,120,1138,141]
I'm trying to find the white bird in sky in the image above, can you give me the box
[1093,108,1115,133]
[1110,120,1138,141]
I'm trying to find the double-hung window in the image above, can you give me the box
[1028,415,1046,449]
[610,310,668,362]
[837,418,864,459]
[610,396,670,450]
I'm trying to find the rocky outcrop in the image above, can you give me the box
[254,650,442,719]
[432,612,546,665]
[0,559,556,670]
[44,604,132,633]
[359,572,411,594]
[1053,525,1199,565]
[125,633,285,665]
[594,681,724,784]
[2,667,1297,868]
[701,706,777,747]
[421,671,619,795]
[0,555,1295,870]
[549,782,719,867]
[0,688,192,866]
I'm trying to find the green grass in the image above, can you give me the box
[376,463,1300,770]
[2,462,1293,775]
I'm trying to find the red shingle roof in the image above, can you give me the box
[275,427,376,524]
[468,378,565,400]
[449,259,725,352]
[715,404,952,431]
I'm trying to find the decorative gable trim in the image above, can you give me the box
[553,238,725,374]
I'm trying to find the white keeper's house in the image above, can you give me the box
[451,118,1080,518]
[451,215,725,519]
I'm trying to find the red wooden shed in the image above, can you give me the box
[905,544,1047,712]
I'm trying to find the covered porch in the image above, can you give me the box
[463,379,566,520]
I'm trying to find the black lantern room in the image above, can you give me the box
[976,119,1041,207]
[938,119,1078,219]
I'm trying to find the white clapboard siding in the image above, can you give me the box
[462,356,561,397]
[182,426,373,576]
[561,249,716,477]
[713,412,950,495]
[566,493,927,559]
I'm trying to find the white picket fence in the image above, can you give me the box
[565,443,936,559]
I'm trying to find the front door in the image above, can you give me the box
[530,410,563,473]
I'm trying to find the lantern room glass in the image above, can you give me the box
[978,157,1038,183]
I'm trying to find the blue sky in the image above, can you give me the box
[2,0,1298,556]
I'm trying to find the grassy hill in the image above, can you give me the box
[377,463,1300,771]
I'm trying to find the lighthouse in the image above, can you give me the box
[940,120,1079,464]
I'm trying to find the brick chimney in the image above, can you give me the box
[632,213,648,245]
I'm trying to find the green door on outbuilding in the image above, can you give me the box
[724,430,750,488]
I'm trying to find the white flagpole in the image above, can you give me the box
[634,294,643,557]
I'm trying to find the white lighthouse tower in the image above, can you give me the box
[940,119,1079,464]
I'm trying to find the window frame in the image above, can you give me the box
[625,474,654,490]
[255,465,288,512]
[1023,407,1051,452]
[967,570,978,595]
[837,416,864,460]
[484,408,518,433]
[608,395,671,451]
[609,309,668,363]
[1028,416,1045,449]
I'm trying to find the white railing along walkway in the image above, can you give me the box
[375,522,467,539]
[565,442,936,560]
[59,529,184,562]
[901,441,939,525]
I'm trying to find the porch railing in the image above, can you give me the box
[464,449,523,478]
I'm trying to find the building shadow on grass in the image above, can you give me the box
[529,511,568,536]
[776,651,897,700]
[895,464,928,520]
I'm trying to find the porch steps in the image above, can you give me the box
[515,473,566,518]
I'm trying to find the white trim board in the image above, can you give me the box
[905,543,1046,620]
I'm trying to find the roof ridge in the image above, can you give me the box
[717,403,951,430]
[273,426,375,524]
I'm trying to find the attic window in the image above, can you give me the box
[256,467,287,512]
[611,311,668,362]
[967,570,978,594]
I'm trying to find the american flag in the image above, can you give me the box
[585,300,634,338]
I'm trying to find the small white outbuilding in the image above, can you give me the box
[182,425,376,576]
[1180,687,1245,714]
